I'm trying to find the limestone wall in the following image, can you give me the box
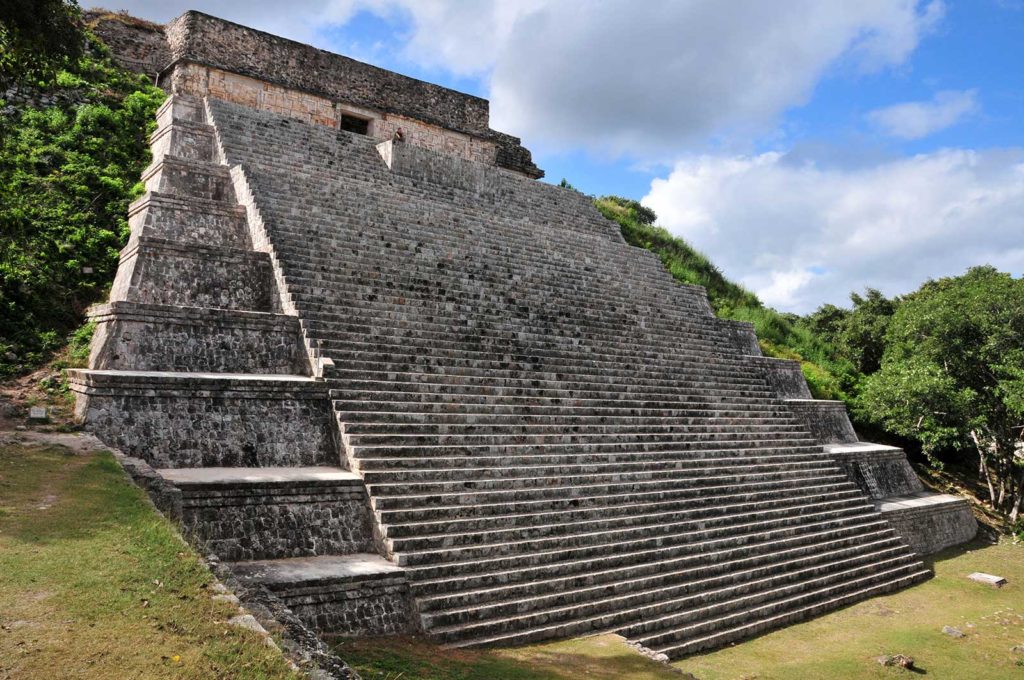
[87,10,542,177]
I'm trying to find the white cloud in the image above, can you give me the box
[101,1,945,157]
[368,0,944,156]
[867,89,979,139]
[644,148,1024,313]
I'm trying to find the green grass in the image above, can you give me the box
[333,633,682,680]
[676,540,1024,679]
[0,442,300,679]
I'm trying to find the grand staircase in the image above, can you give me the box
[71,91,948,660]
[206,96,929,656]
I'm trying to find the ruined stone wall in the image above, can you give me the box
[85,12,170,77]
[171,63,500,165]
[164,11,489,136]
[87,10,542,177]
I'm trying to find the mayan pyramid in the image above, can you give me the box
[71,10,977,658]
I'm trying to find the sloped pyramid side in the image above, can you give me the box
[199,96,974,656]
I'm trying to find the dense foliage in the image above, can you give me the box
[0,0,83,86]
[859,267,1024,521]
[595,195,857,402]
[0,22,164,375]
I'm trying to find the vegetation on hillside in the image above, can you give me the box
[0,5,165,375]
[0,0,83,86]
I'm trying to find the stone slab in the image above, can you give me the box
[229,554,404,586]
[159,466,360,486]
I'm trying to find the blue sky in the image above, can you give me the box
[104,1,1023,313]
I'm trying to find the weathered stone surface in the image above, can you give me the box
[163,467,375,561]
[784,399,859,444]
[877,493,978,556]
[67,371,336,468]
[967,572,1008,588]
[110,238,275,311]
[749,357,812,400]
[824,443,923,499]
[128,192,251,250]
[230,555,413,636]
[88,302,307,374]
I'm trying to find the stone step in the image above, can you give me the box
[227,554,412,636]
[413,514,887,608]
[393,500,878,569]
[358,451,825,484]
[336,401,796,425]
[86,301,306,374]
[142,154,236,203]
[352,438,821,466]
[316,337,756,377]
[369,459,830,501]
[382,482,857,540]
[390,491,870,556]
[327,358,764,387]
[376,471,844,527]
[332,378,776,403]
[428,542,911,636]
[343,414,802,433]
[444,555,925,649]
[407,515,885,597]
[347,424,808,450]
[67,369,336,468]
[159,466,374,561]
[635,567,931,658]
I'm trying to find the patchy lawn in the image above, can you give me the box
[677,539,1024,679]
[333,633,682,680]
[0,441,300,679]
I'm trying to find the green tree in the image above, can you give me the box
[860,266,1024,521]
[0,0,83,86]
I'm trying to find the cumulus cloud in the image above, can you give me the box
[644,148,1024,312]
[867,89,980,139]
[102,1,944,156]
[365,0,945,156]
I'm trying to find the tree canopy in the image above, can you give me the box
[859,266,1024,521]
[0,0,83,86]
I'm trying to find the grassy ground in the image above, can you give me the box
[333,633,683,680]
[0,440,300,679]
[677,540,1024,679]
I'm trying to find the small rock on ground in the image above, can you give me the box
[943,625,966,638]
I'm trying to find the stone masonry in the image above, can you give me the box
[74,10,977,660]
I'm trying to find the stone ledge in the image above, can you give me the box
[119,236,270,264]
[129,191,247,220]
[229,554,405,588]
[88,301,298,331]
[876,491,978,556]
[161,466,360,486]
[66,369,326,399]
[784,399,858,445]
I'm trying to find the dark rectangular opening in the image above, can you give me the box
[340,114,370,135]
